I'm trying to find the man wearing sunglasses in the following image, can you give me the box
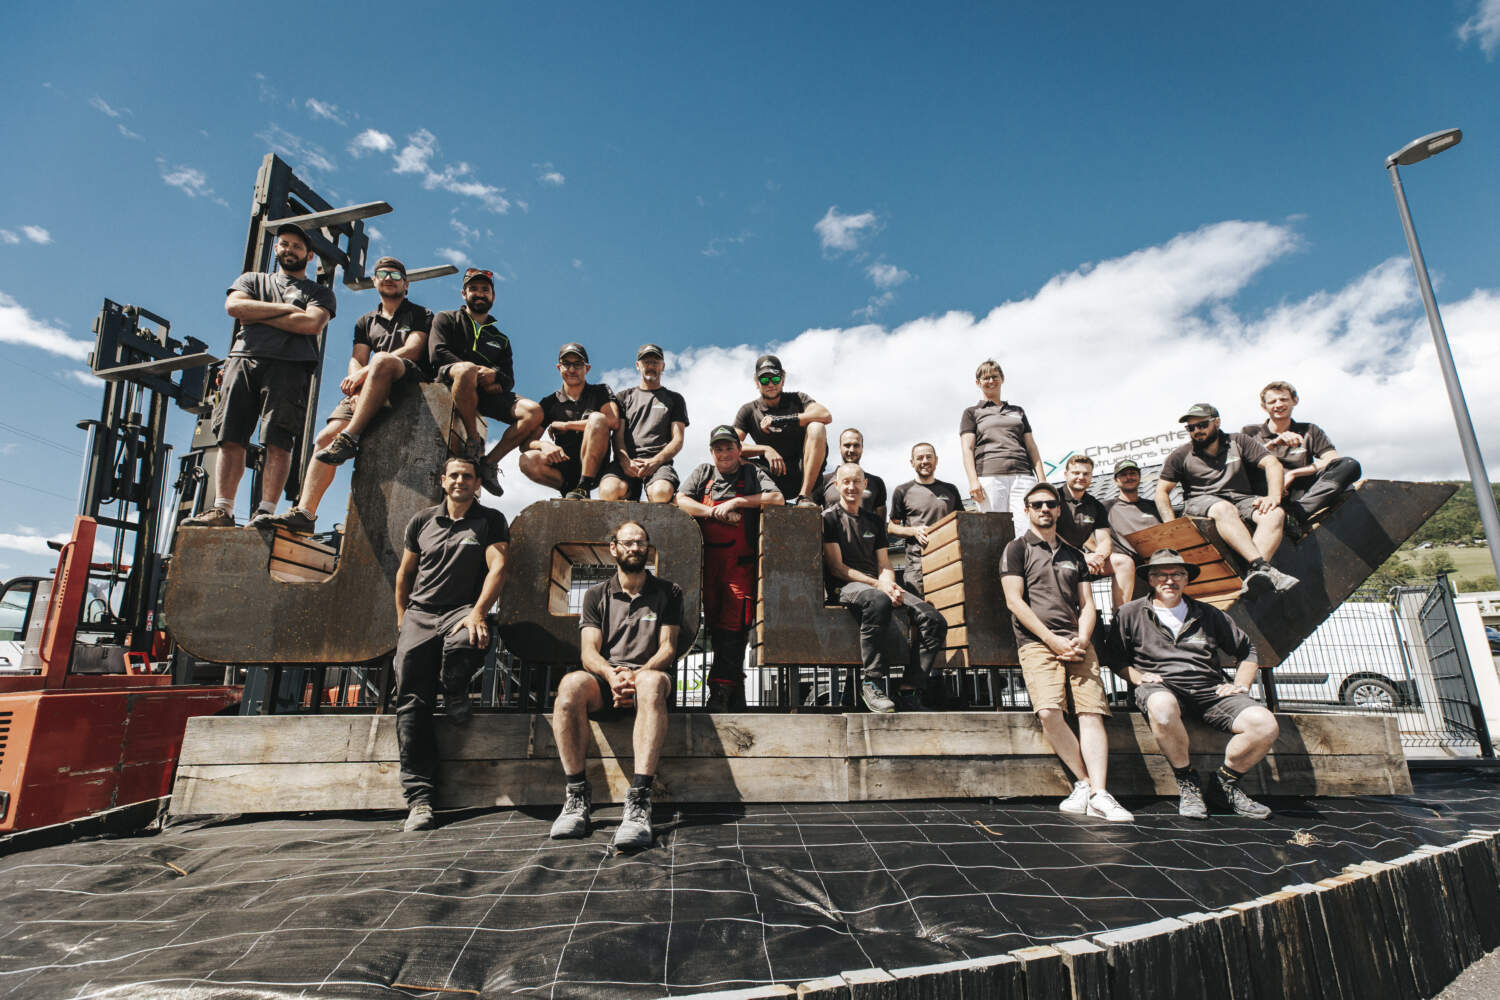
[1001,481,1132,821]
[428,268,544,497]
[820,428,887,518]
[732,354,831,508]
[184,222,337,529]
[1110,548,1277,820]
[598,344,689,503]
[1157,404,1298,598]
[519,343,619,499]
[269,257,433,534]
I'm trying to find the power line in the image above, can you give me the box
[0,419,81,453]
[0,350,98,401]
[0,474,76,502]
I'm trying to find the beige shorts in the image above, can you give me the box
[1017,641,1110,716]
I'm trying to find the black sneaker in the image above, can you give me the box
[269,507,317,534]
[181,507,235,528]
[1177,772,1209,819]
[550,781,592,839]
[314,432,359,466]
[612,787,654,850]
[896,689,923,712]
[860,680,896,714]
[1214,772,1272,819]
[478,460,504,497]
[402,802,436,832]
[564,486,589,500]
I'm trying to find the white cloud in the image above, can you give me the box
[391,129,511,213]
[572,258,584,270]
[815,206,880,253]
[628,220,1500,495]
[435,247,470,268]
[349,128,395,157]
[535,162,566,185]
[0,531,70,557]
[0,230,18,244]
[89,96,127,118]
[62,369,97,387]
[256,124,336,173]
[158,161,214,199]
[450,218,480,246]
[117,124,143,141]
[0,291,91,360]
[1459,0,1500,55]
[703,231,752,258]
[21,226,51,245]
[0,443,18,456]
[866,262,910,289]
[304,98,345,124]
[366,225,384,242]
[853,290,896,320]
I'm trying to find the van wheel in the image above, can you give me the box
[1342,676,1398,709]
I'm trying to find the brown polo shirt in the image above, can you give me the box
[579,571,684,669]
[1000,529,1089,647]
[1160,431,1270,499]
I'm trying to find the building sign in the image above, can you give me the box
[1046,427,1189,477]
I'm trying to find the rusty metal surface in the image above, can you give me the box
[496,500,702,662]
[932,510,1017,667]
[164,381,455,663]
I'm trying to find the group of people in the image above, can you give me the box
[182,234,1363,843]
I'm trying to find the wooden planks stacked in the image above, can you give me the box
[917,510,1016,667]
[169,709,1408,816]
[1124,516,1243,608]
[267,528,338,583]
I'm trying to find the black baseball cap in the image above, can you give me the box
[709,424,739,445]
[1024,481,1061,503]
[755,353,783,375]
[372,256,406,276]
[1179,403,1220,423]
[637,343,664,360]
[274,222,312,247]
[557,342,589,363]
[1113,459,1141,477]
[462,267,495,289]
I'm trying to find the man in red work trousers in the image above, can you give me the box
[676,425,785,710]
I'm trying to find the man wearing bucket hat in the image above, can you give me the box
[1156,403,1299,598]
[1110,548,1279,819]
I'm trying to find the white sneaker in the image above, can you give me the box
[1059,780,1091,814]
[1086,789,1134,822]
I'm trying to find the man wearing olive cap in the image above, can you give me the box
[599,344,690,503]
[1110,548,1278,820]
[732,354,831,508]
[184,222,337,529]
[519,343,619,499]
[1156,403,1299,598]
[271,256,434,533]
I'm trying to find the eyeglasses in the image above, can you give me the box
[463,268,494,280]
[559,361,587,370]
[758,373,783,385]
[1027,500,1060,510]
[1185,420,1213,432]
[374,269,405,280]
[613,540,649,550]
[1149,570,1189,581]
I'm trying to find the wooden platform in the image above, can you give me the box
[169,709,1409,816]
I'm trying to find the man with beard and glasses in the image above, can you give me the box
[820,428,888,518]
[428,268,544,497]
[391,455,510,832]
[1104,459,1162,606]
[1157,404,1299,598]
[519,343,620,499]
[732,354,831,508]
[1001,481,1132,822]
[887,442,963,599]
[269,256,433,534]
[823,462,948,714]
[1241,380,1362,522]
[599,343,690,503]
[184,222,337,529]
[1111,549,1278,820]
[549,521,684,850]
[677,425,784,711]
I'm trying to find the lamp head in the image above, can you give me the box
[1387,128,1462,168]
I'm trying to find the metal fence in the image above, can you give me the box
[234,577,1498,758]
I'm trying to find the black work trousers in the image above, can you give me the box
[837,581,948,682]
[393,604,490,806]
[1287,456,1361,518]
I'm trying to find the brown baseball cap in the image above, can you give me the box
[1178,403,1220,423]
[372,256,406,276]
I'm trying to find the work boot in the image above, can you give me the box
[705,682,735,712]
[860,680,895,714]
[895,688,923,712]
[478,460,505,498]
[1059,779,1091,815]
[1214,772,1273,819]
[314,432,359,466]
[1177,771,1209,819]
[564,486,589,500]
[612,786,654,850]
[550,780,592,839]
[269,507,317,534]
[402,801,436,832]
[181,507,235,528]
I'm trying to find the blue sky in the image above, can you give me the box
[2,2,1499,576]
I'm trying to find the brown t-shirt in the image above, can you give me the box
[1159,432,1270,499]
[579,572,684,669]
[1240,419,1335,471]
[1000,530,1089,647]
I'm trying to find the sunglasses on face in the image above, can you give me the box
[374,269,405,280]
[758,373,783,386]
[1027,499,1060,510]
[1185,420,1213,432]
[559,361,587,370]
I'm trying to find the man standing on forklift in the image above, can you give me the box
[183,222,336,528]
[270,256,432,533]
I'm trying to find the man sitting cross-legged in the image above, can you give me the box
[1111,548,1278,820]
[550,520,684,849]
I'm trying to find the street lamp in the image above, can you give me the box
[1385,128,1500,586]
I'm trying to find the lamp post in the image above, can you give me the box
[1386,128,1500,586]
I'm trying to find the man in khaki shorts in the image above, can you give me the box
[1000,481,1132,821]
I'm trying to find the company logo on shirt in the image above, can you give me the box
[861,531,876,540]
[640,610,658,624]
